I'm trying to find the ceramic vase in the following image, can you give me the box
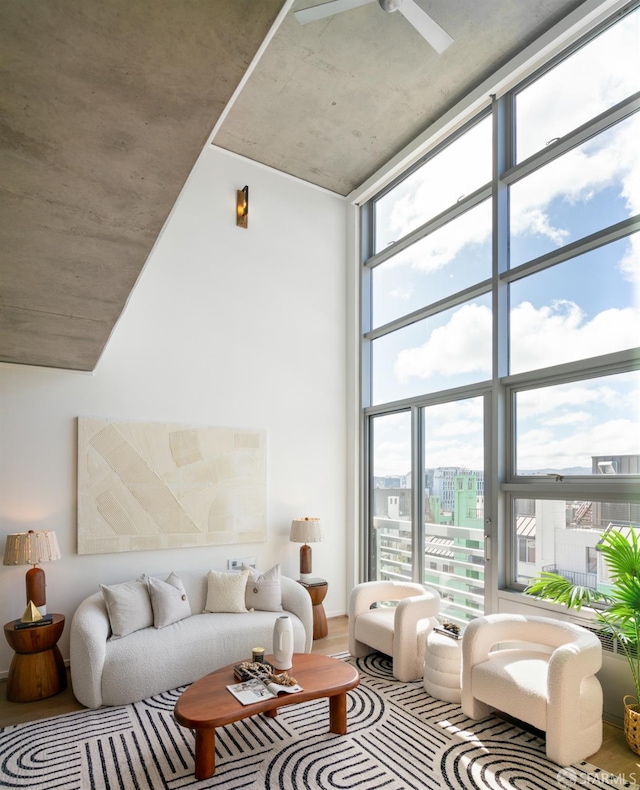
[273,615,294,670]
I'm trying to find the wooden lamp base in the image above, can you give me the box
[25,565,46,615]
[300,544,312,579]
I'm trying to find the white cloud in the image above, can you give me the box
[429,418,482,438]
[392,297,638,386]
[424,401,484,468]
[386,200,491,275]
[510,300,640,374]
[394,303,492,383]
[517,382,618,418]
[516,370,639,468]
[510,113,639,249]
[373,439,411,477]
[390,286,413,301]
[542,411,592,427]
[618,235,640,286]
[615,115,640,217]
[516,11,638,160]
[372,413,412,477]
[379,21,639,260]
[380,71,638,261]
[517,418,639,470]
[425,439,484,470]
[518,428,554,445]
[372,11,640,476]
[423,394,483,430]
[379,117,492,245]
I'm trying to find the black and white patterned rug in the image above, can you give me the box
[0,653,636,789]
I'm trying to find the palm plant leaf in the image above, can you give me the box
[525,525,640,702]
[609,575,640,617]
[598,605,639,635]
[598,527,640,580]
[524,572,610,610]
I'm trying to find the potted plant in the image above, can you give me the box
[524,525,640,754]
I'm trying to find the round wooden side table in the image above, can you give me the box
[3,613,67,702]
[299,580,328,640]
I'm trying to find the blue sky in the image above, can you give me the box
[369,8,640,475]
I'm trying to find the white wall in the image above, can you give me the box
[0,146,348,676]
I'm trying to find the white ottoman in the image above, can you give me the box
[423,629,462,703]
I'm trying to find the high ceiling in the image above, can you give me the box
[0,0,586,371]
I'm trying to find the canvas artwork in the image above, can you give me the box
[77,417,267,555]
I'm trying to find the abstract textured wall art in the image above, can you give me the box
[77,417,266,554]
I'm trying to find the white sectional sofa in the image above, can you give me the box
[70,568,313,708]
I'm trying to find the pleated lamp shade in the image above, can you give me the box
[289,517,322,544]
[3,530,61,615]
[3,530,61,567]
[290,518,321,581]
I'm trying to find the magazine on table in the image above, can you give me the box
[227,676,303,705]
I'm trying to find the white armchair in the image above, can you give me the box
[461,613,603,767]
[348,580,440,682]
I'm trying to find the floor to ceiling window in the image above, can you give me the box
[361,2,640,625]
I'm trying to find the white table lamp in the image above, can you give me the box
[3,530,61,616]
[289,517,322,582]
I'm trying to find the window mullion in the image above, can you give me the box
[411,406,424,584]
[487,93,510,612]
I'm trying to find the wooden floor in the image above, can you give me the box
[1,615,638,781]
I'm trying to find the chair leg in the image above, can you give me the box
[350,638,375,658]
[461,695,493,720]
[546,717,603,766]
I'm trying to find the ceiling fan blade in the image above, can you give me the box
[295,0,375,25]
[397,0,453,53]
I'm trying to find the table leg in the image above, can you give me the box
[194,728,216,780]
[329,692,347,734]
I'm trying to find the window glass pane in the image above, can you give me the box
[374,116,491,253]
[514,372,640,475]
[514,498,640,586]
[515,8,640,162]
[372,200,492,328]
[423,398,485,625]
[509,235,640,375]
[371,294,492,405]
[510,113,640,268]
[371,412,412,582]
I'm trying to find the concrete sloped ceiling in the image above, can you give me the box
[213,0,585,195]
[1,0,589,371]
[0,0,283,371]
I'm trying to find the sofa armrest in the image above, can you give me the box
[70,591,111,708]
[394,591,440,632]
[548,631,603,706]
[280,576,314,653]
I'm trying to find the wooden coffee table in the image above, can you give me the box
[174,653,360,780]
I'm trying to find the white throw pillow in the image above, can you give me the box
[244,563,283,612]
[100,576,153,639]
[204,569,250,613]
[148,572,191,629]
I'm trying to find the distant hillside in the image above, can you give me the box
[520,467,591,476]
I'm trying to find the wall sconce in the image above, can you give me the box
[236,185,249,229]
